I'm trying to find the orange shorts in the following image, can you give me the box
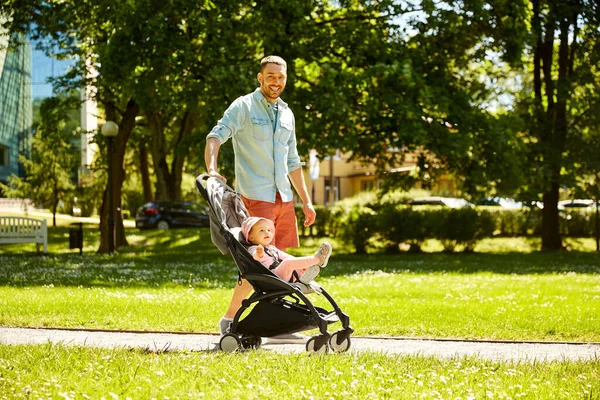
[242,193,299,251]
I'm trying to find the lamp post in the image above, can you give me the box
[101,121,119,254]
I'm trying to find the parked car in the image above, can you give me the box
[558,199,598,210]
[407,196,475,208]
[477,197,523,209]
[135,201,210,230]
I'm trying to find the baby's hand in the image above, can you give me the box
[255,245,264,259]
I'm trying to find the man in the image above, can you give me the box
[204,55,316,344]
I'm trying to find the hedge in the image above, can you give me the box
[295,203,599,253]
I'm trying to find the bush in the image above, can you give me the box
[296,205,332,237]
[294,190,599,253]
[487,208,542,236]
[560,209,598,237]
[434,209,495,252]
[334,204,376,254]
[375,205,429,252]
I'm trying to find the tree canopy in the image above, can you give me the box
[1,0,599,251]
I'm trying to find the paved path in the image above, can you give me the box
[1,327,598,362]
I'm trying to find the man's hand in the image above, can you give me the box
[254,244,264,259]
[302,203,316,227]
[207,170,227,183]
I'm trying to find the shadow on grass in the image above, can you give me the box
[1,228,599,289]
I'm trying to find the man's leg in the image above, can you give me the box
[271,195,299,251]
[224,279,252,319]
[241,194,298,251]
[219,279,252,335]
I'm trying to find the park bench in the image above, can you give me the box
[0,216,48,254]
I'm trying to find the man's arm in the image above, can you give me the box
[289,167,316,227]
[204,137,227,182]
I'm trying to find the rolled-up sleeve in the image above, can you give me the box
[286,114,305,172]
[207,99,246,144]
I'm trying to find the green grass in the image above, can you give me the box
[2,226,600,398]
[1,343,598,399]
[1,227,599,341]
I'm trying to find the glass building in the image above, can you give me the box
[0,27,97,189]
[0,32,32,182]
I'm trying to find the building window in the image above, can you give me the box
[360,180,375,192]
[324,177,340,205]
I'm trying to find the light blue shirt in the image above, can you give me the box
[207,88,304,203]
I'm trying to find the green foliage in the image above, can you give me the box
[296,205,332,237]
[333,204,376,254]
[487,208,542,237]
[435,208,496,252]
[560,209,599,237]
[0,96,78,225]
[2,0,599,253]
[310,190,596,253]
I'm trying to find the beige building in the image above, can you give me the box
[304,150,457,205]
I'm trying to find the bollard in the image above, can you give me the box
[69,222,84,255]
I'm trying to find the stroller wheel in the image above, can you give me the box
[306,336,329,354]
[241,335,262,350]
[219,333,242,352]
[329,331,351,353]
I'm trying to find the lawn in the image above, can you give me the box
[1,343,598,400]
[1,226,598,341]
[1,225,599,399]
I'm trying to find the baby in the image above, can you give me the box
[241,216,331,284]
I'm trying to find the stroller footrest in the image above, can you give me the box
[289,282,313,294]
[320,311,340,324]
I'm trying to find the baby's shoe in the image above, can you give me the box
[299,265,320,284]
[315,242,332,267]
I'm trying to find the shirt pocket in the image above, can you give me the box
[277,120,294,144]
[251,117,271,141]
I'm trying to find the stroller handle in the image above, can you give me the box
[196,174,236,202]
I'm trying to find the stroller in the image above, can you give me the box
[196,174,353,353]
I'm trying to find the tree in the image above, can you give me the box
[512,0,600,250]
[5,0,599,253]
[0,97,77,226]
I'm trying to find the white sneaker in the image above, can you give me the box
[219,317,233,335]
[299,265,320,284]
[264,333,309,344]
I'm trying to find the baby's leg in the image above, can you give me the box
[272,256,318,281]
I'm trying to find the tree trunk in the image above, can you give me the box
[147,111,170,200]
[52,185,57,227]
[139,142,153,203]
[98,99,140,253]
[539,12,573,251]
[147,109,195,201]
[541,184,561,250]
[532,2,573,251]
